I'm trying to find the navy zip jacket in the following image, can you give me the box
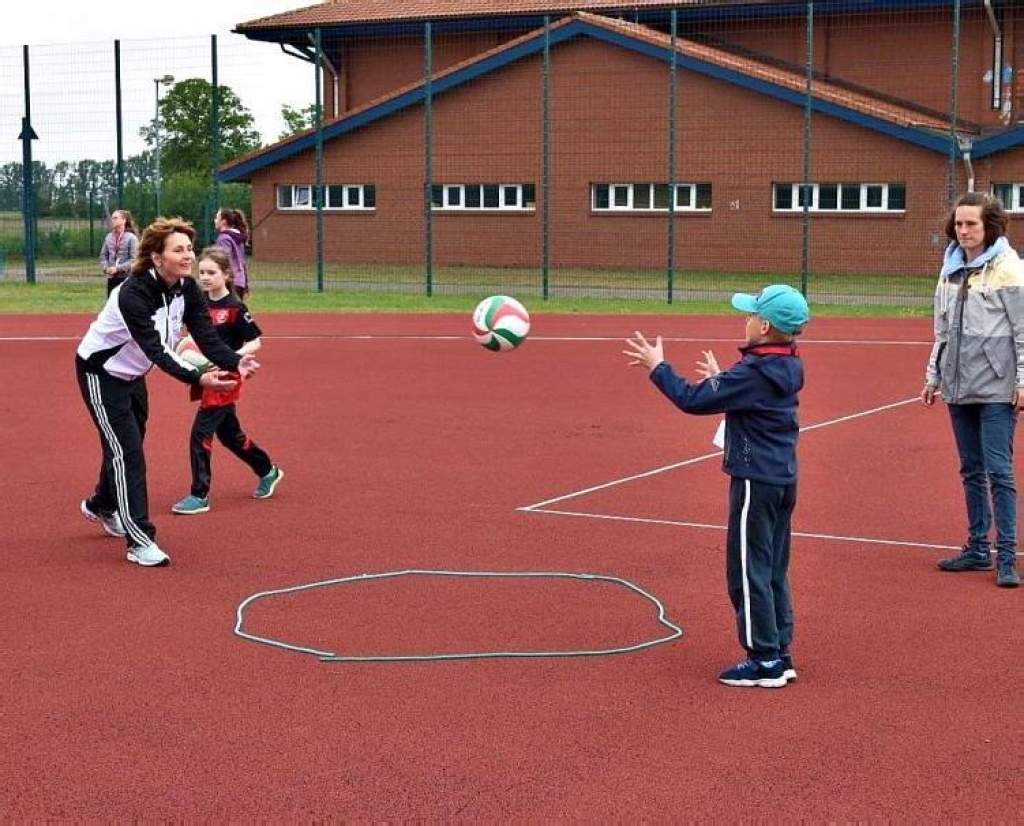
[649,343,804,485]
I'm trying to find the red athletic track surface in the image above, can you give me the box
[1,312,1019,820]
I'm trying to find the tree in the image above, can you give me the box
[0,163,22,211]
[278,103,318,141]
[142,78,262,178]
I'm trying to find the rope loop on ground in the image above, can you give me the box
[234,569,684,663]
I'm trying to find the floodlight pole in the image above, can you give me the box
[153,74,174,216]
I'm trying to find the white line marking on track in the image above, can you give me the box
[518,396,948,552]
[0,333,934,345]
[799,396,919,432]
[518,507,961,551]
[521,397,919,510]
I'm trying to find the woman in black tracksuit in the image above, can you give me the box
[75,217,259,567]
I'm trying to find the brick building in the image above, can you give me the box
[221,0,1024,278]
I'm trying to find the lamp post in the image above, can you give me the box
[153,74,174,216]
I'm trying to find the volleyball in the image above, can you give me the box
[471,295,531,351]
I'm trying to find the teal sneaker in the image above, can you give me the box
[254,466,284,499]
[171,495,209,515]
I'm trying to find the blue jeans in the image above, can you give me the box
[947,403,1018,562]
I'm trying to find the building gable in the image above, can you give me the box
[220,10,1019,182]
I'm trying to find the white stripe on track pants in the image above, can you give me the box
[76,357,156,548]
[725,476,796,661]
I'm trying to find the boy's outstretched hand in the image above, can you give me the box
[623,331,665,371]
[696,349,721,380]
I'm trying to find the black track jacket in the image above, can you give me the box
[77,270,242,383]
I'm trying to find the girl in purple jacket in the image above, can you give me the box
[214,208,250,299]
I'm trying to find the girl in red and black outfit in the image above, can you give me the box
[171,246,282,515]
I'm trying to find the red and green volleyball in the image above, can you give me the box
[471,295,531,351]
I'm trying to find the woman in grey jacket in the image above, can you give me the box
[99,209,138,295]
[922,192,1023,587]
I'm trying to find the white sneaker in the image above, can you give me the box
[80,499,127,538]
[127,543,170,567]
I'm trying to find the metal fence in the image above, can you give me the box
[1,2,1016,307]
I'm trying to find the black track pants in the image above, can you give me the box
[76,357,156,548]
[725,476,796,662]
[189,403,272,497]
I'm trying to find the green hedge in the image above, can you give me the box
[0,176,250,261]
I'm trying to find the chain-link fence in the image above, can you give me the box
[2,2,1020,307]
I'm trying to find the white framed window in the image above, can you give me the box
[277,184,375,210]
[430,183,536,211]
[773,182,906,212]
[992,183,1023,212]
[591,183,712,212]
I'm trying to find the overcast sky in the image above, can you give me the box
[1,0,321,164]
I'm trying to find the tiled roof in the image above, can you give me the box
[236,0,752,32]
[222,11,964,180]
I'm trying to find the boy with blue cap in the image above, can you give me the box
[623,284,810,688]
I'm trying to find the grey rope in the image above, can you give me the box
[234,569,684,663]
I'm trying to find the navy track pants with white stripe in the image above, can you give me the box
[76,357,156,548]
[726,476,796,662]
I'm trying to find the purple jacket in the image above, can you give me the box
[215,228,248,291]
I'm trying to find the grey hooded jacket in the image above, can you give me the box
[926,237,1024,404]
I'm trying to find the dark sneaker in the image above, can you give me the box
[126,543,170,567]
[719,658,787,688]
[172,495,209,515]
[937,547,993,572]
[996,559,1020,588]
[254,466,284,499]
[781,655,797,682]
[80,499,126,538]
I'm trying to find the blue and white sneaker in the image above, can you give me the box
[254,466,284,499]
[718,658,787,688]
[80,499,126,538]
[781,655,798,683]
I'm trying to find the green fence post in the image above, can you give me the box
[211,34,221,221]
[948,0,961,204]
[424,22,434,298]
[801,1,814,297]
[115,40,124,206]
[542,17,550,301]
[20,45,38,285]
[667,10,677,305]
[315,27,325,294]
[89,187,96,254]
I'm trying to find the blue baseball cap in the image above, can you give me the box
[731,284,810,335]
